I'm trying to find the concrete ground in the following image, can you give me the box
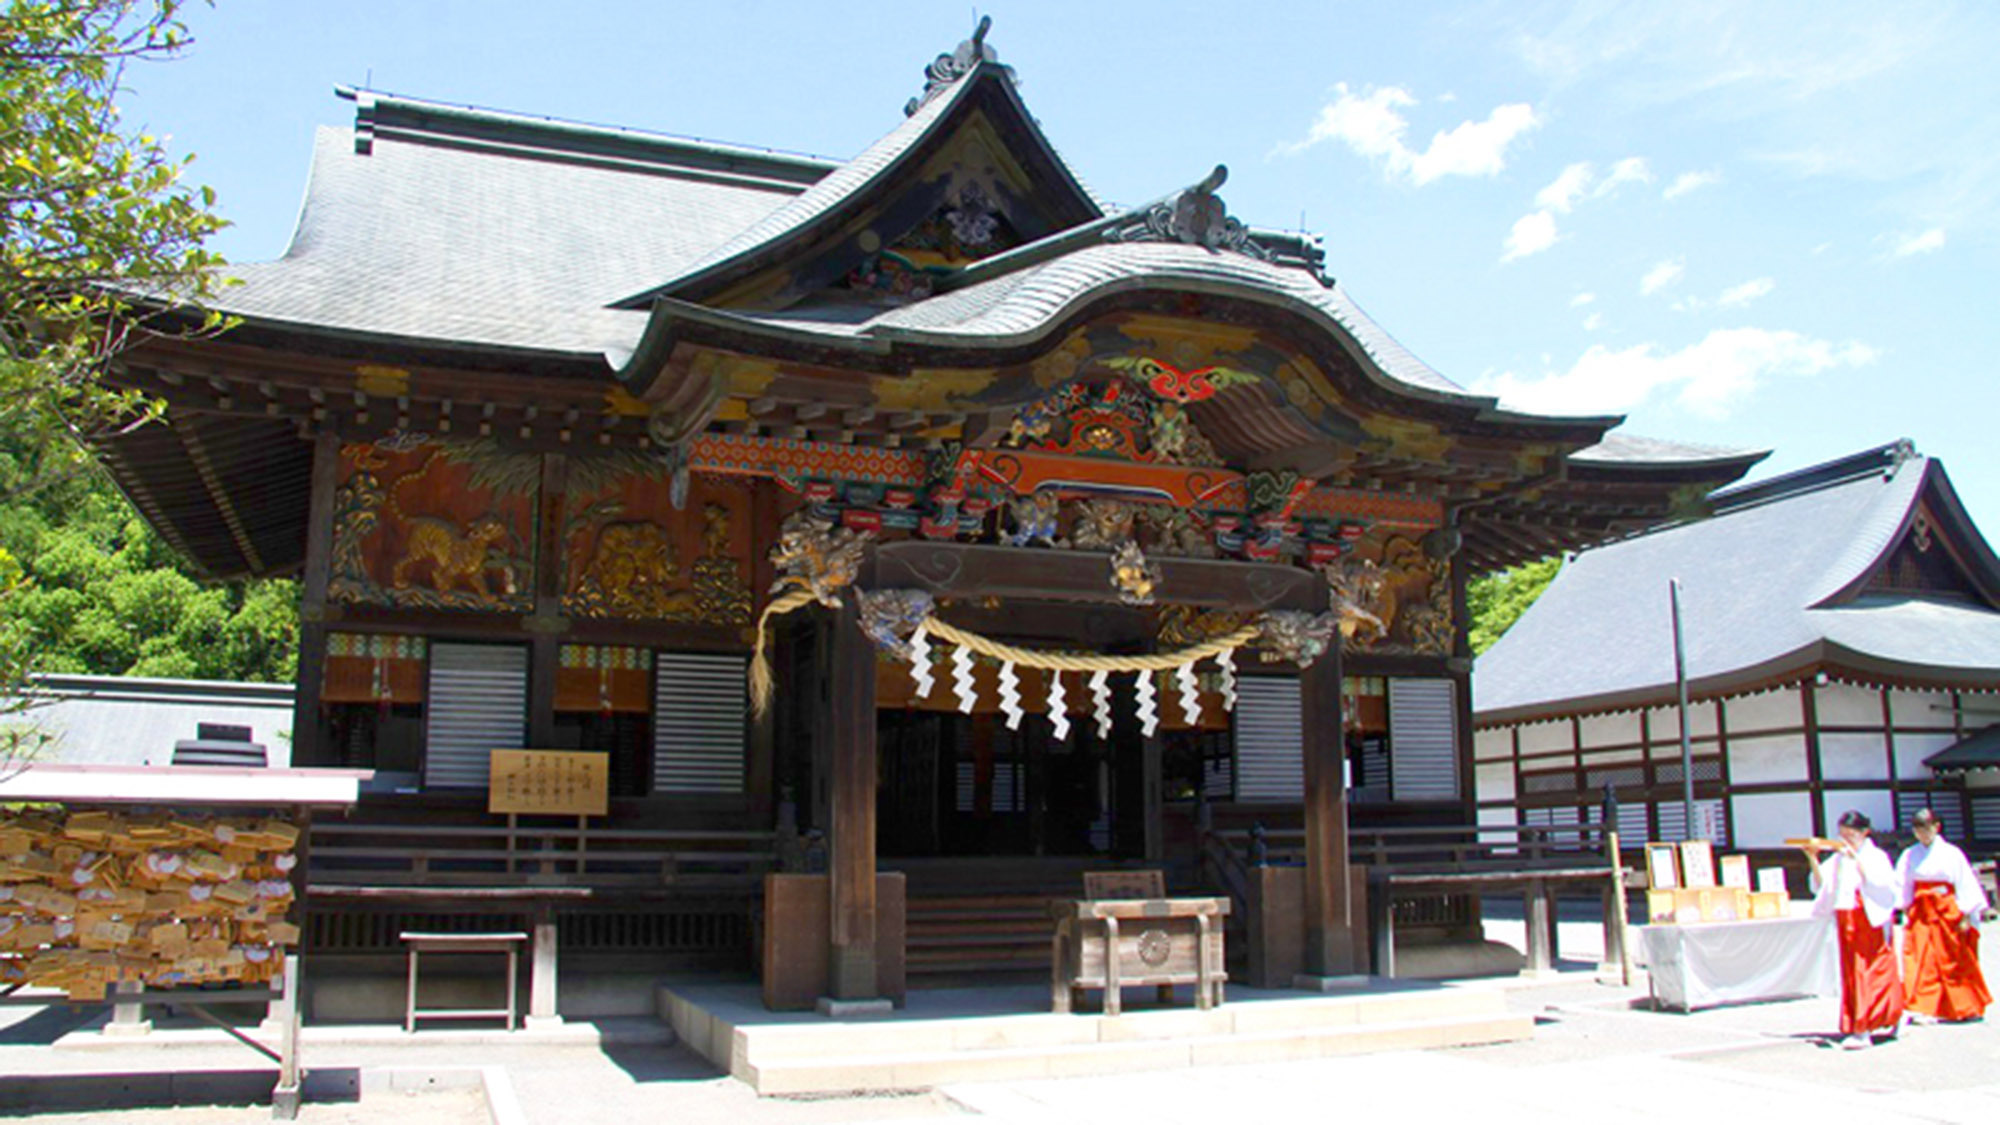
[3,899,1995,1123]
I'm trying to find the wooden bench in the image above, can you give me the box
[1366,863,1628,977]
[400,930,526,1033]
[1051,870,1229,1016]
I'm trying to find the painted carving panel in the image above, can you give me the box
[330,438,537,612]
[560,468,755,627]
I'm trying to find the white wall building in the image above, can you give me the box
[1474,443,2000,852]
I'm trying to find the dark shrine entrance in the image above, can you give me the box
[876,709,1143,859]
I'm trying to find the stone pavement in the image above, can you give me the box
[1,910,1994,1123]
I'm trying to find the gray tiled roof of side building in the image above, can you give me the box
[1472,452,2000,720]
[214,126,804,359]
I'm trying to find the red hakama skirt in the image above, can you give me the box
[1903,881,1991,1022]
[1836,902,1904,1036]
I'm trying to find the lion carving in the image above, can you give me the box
[583,522,678,595]
[392,516,513,597]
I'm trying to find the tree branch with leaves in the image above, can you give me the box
[1,0,234,726]
[1,0,232,500]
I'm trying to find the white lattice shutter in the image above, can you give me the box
[652,652,747,794]
[1235,676,1303,802]
[424,643,528,789]
[1388,678,1459,801]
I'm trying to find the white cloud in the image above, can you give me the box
[1664,170,1722,199]
[1502,210,1559,261]
[1640,257,1685,295]
[1471,328,1879,419]
[1536,162,1596,212]
[1599,157,1654,194]
[1889,227,1946,257]
[1570,292,1596,307]
[1279,83,1540,185]
[1582,312,1603,331]
[1717,278,1776,307]
[1534,157,1650,213]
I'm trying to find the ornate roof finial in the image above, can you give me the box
[905,15,999,116]
[1103,165,1276,262]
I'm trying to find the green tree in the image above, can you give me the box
[1,0,229,496]
[1467,555,1562,656]
[0,454,296,683]
[1,0,234,706]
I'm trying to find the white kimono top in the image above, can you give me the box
[1811,838,1900,929]
[1895,836,1990,928]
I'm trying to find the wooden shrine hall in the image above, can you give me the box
[99,22,1763,1019]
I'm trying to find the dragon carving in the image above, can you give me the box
[770,511,872,608]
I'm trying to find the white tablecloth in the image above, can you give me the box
[1640,915,1840,1011]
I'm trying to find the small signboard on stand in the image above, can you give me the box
[487,750,609,817]
[487,751,609,878]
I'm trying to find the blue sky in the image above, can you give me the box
[123,1,2000,538]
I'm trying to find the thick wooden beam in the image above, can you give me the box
[827,596,881,1000]
[876,542,1320,612]
[527,454,566,748]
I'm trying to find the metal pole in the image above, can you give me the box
[1670,579,1695,839]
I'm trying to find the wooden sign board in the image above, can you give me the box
[1678,840,1717,889]
[1718,854,1752,889]
[488,750,609,817]
[1645,843,1680,890]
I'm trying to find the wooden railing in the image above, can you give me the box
[308,821,777,891]
[1206,822,1609,873]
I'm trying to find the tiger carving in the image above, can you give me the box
[392,516,513,598]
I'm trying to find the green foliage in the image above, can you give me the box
[1467,555,1562,656]
[0,455,296,684]
[1,0,231,491]
[0,1,256,708]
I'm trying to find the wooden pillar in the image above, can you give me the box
[292,428,340,768]
[827,597,881,1000]
[526,911,561,1028]
[1141,733,1164,863]
[1301,634,1359,977]
[527,454,566,748]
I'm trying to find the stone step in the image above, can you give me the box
[698,984,1508,1063]
[739,1011,1534,1095]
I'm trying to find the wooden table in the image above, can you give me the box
[400,931,526,1033]
[1050,897,1229,1016]
[1368,865,1629,977]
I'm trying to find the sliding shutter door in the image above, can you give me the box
[652,652,747,794]
[1388,678,1459,801]
[1235,676,1303,802]
[424,643,528,789]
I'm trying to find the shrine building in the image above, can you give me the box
[102,24,1763,1020]
[1474,441,2000,859]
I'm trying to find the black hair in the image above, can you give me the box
[1836,810,1872,832]
[1912,808,1939,827]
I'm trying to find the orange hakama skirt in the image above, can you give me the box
[1904,881,1990,1022]
[1837,902,1905,1036]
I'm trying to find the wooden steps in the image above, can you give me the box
[905,892,1062,984]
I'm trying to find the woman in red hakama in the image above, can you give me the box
[1896,809,1990,1023]
[1804,810,1904,1048]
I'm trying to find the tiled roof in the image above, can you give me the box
[696,241,1484,404]
[1474,448,2000,722]
[214,121,807,359]
[1569,432,1765,467]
